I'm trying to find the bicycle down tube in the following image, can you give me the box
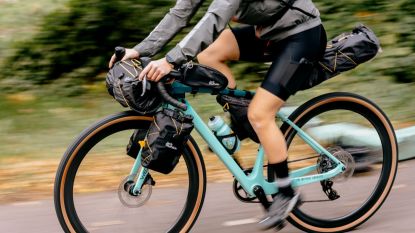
[182,99,345,196]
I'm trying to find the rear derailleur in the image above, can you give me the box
[317,146,355,201]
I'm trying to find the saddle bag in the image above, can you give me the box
[141,108,194,174]
[216,93,260,143]
[301,24,381,90]
[106,59,162,114]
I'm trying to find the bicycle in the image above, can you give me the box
[54,65,398,233]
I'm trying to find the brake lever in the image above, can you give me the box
[141,76,147,97]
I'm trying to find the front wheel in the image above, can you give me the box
[54,111,207,233]
[281,92,398,232]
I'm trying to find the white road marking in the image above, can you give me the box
[222,218,258,227]
[90,220,125,227]
[11,201,42,206]
[392,184,407,190]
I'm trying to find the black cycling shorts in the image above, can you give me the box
[231,25,327,101]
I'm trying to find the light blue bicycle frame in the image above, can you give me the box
[129,84,346,196]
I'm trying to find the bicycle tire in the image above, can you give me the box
[54,111,207,233]
[280,92,398,232]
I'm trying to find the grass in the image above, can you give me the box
[0,0,67,63]
[1,0,415,203]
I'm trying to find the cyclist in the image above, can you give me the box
[109,0,326,230]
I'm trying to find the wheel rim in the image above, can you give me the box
[59,115,203,233]
[283,96,396,231]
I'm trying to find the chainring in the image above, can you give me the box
[232,169,257,203]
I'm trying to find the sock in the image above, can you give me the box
[269,160,295,198]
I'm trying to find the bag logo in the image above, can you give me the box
[209,80,220,86]
[165,142,178,150]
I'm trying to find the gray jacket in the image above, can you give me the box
[134,0,321,65]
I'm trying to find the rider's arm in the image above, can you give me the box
[134,0,204,57]
[166,0,241,66]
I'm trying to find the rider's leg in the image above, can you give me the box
[197,29,239,89]
[248,87,287,164]
[248,25,326,230]
[248,87,294,197]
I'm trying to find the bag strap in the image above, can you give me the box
[162,108,193,123]
[261,0,316,27]
[281,0,317,19]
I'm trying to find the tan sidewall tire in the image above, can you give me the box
[281,93,398,233]
[54,112,206,233]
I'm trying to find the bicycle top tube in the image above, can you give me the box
[170,81,255,97]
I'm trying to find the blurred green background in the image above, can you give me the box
[0,0,414,203]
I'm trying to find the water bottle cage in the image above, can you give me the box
[214,132,239,154]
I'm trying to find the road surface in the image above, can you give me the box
[0,159,414,233]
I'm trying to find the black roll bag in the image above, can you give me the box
[106,59,162,114]
[301,24,381,90]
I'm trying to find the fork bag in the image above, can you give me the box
[141,108,194,174]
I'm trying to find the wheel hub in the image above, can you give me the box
[117,175,152,208]
[317,146,356,182]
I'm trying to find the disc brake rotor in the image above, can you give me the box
[318,146,356,182]
[117,175,152,208]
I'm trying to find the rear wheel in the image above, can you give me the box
[280,92,398,232]
[54,111,206,233]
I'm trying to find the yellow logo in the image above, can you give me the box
[223,103,229,111]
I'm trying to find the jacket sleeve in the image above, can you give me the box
[134,0,204,57]
[166,0,242,65]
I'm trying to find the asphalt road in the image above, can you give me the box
[1,159,414,233]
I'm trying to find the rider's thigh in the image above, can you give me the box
[197,29,240,62]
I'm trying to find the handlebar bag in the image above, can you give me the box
[106,59,162,114]
[301,24,381,90]
[178,62,228,93]
[141,108,194,174]
[216,93,260,143]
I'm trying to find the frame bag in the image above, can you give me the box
[141,108,194,174]
[216,93,260,143]
[301,24,381,90]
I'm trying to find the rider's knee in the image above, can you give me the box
[197,29,235,64]
[247,107,273,131]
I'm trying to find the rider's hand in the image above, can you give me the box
[108,48,139,68]
[138,57,174,82]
